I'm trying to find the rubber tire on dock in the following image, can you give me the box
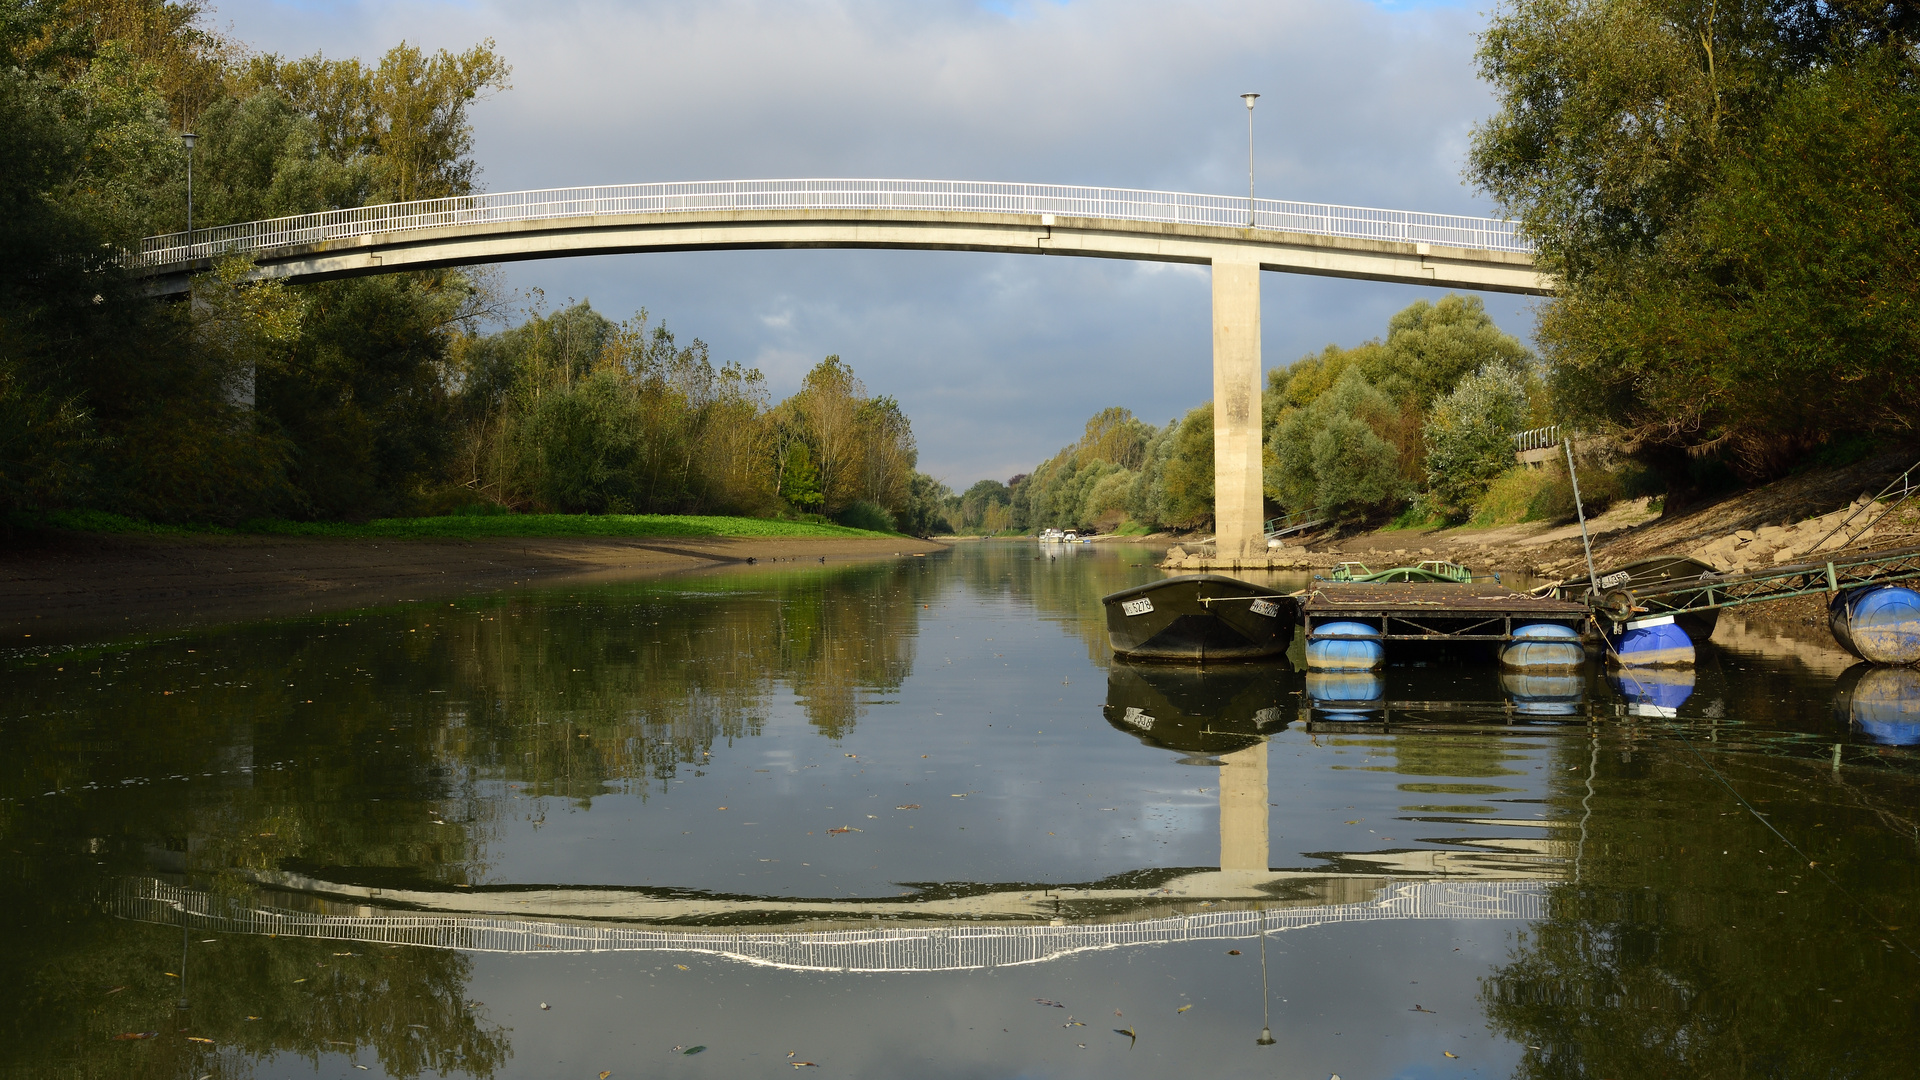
[1306,621,1385,671]
[1499,623,1584,672]
[1829,585,1920,665]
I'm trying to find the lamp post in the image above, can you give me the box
[181,132,198,249]
[1240,93,1259,227]
[1256,927,1277,1045]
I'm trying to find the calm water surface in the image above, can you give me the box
[4,542,1918,1079]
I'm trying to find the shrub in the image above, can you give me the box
[1423,362,1531,521]
[834,499,895,533]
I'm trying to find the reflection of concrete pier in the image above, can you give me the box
[1219,742,1268,872]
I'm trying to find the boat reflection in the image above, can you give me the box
[1833,663,1920,746]
[1101,661,1287,762]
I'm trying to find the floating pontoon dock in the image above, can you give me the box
[1301,581,1589,643]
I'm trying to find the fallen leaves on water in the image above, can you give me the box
[1033,998,1064,1008]
[104,985,128,995]
[1444,1051,1458,1058]
[163,972,179,978]
[827,826,862,835]
[682,1046,705,1056]
[896,804,920,810]
[674,964,690,971]
[355,1066,370,1071]
[112,1032,158,1041]
[791,1062,819,1068]
[1226,950,1241,956]
[539,1002,550,1010]
[1410,1005,1437,1013]
[1113,1027,1137,1048]
[186,1037,214,1044]
[245,1016,262,1021]
[1176,1004,1192,1013]
[600,1071,613,1078]
[1344,820,1360,825]
[1062,1017,1085,1028]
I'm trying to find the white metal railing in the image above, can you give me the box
[1513,425,1562,453]
[129,179,1532,269]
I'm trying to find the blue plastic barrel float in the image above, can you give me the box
[1306,620,1385,671]
[1829,585,1920,665]
[1499,622,1585,671]
[1609,615,1695,667]
[1832,663,1920,746]
[1500,670,1584,716]
[1305,670,1385,718]
[1607,667,1695,717]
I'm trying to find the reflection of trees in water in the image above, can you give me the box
[949,541,1181,663]
[0,561,939,1078]
[1479,738,1920,1078]
[0,879,508,1079]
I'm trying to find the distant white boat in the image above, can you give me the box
[1039,528,1066,543]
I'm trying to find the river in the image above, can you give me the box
[2,541,1916,1078]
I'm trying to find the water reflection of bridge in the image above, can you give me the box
[119,876,1545,973]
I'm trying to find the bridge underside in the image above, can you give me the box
[142,208,1547,554]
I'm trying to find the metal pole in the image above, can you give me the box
[1241,93,1260,227]
[1565,437,1600,595]
[181,132,198,251]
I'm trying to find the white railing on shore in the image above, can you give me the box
[1513,425,1562,453]
[130,179,1532,269]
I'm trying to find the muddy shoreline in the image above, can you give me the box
[1,532,950,646]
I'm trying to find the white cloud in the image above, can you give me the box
[223,0,1532,485]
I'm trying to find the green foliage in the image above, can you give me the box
[834,499,894,533]
[1156,405,1215,528]
[1269,368,1409,521]
[1423,362,1533,520]
[1471,0,1920,494]
[1017,407,1170,531]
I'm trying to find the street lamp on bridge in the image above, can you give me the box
[1241,93,1259,227]
[180,131,198,248]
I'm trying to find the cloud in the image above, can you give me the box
[224,0,1533,485]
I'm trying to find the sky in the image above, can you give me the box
[218,0,1537,490]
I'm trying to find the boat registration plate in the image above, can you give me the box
[1598,570,1631,589]
[1249,598,1280,617]
[1121,598,1155,616]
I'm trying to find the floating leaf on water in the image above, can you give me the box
[827,826,861,834]
[682,1046,705,1056]
[1033,998,1064,1008]
[1062,1018,1085,1027]
[1410,1005,1436,1013]
[104,986,128,995]
[1114,1027,1137,1048]
[163,972,178,978]
[674,964,690,971]
[539,1002,550,1010]
[1176,1004,1192,1013]
[112,1032,158,1041]
[245,1016,262,1021]
[355,1066,370,1071]
[601,1071,613,1078]
[186,1037,214,1044]
[1227,950,1241,956]
[896,804,920,810]
[791,1062,819,1068]
[1444,1051,1458,1058]
[1344,820,1360,825]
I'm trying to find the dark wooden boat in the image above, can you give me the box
[1101,574,1298,662]
[1548,554,1722,641]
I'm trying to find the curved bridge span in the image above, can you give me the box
[133,178,1543,295]
[133,180,1549,557]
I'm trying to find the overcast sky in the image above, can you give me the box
[220,0,1535,490]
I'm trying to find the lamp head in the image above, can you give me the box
[1241,93,1260,109]
[181,132,198,149]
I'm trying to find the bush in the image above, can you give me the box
[1423,362,1531,521]
[834,500,895,533]
[1469,466,1557,527]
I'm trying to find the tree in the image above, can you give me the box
[1424,361,1534,519]
[1469,0,1920,497]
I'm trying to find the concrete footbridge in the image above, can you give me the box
[132,179,1550,555]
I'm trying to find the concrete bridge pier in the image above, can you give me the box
[1211,256,1265,560]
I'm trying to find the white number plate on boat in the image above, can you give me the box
[1121,598,1155,616]
[1249,598,1279,617]
[1598,570,1631,589]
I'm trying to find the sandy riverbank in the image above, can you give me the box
[1,532,949,645]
